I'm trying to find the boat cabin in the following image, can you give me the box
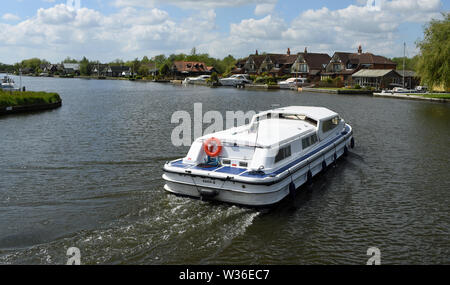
[182,107,344,173]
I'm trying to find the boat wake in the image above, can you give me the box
[0,193,260,264]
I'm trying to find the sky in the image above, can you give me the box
[0,0,448,64]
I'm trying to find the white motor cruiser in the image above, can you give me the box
[219,74,252,86]
[1,75,17,90]
[162,106,354,206]
[278,77,307,89]
[183,75,211,84]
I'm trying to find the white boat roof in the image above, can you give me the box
[202,119,316,148]
[268,106,338,122]
[198,106,339,148]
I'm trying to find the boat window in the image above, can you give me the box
[322,116,339,133]
[302,137,310,149]
[222,159,231,165]
[239,161,248,168]
[332,116,340,125]
[278,114,317,126]
[302,134,318,149]
[275,145,291,163]
[305,117,317,127]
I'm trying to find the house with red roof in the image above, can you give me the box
[233,48,331,81]
[171,61,216,78]
[322,45,397,83]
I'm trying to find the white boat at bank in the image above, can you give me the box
[219,74,252,86]
[1,75,19,91]
[278,77,307,89]
[182,75,211,85]
[162,106,354,206]
[373,87,420,96]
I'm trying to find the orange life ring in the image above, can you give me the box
[203,137,222,157]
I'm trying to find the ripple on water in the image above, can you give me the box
[0,193,260,265]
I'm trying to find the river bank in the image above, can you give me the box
[373,92,450,103]
[0,89,62,115]
[11,74,450,104]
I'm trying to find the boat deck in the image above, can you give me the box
[168,125,351,179]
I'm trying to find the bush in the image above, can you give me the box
[354,84,361,89]
[0,90,61,107]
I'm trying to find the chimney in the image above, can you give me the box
[358,45,362,54]
[304,47,308,54]
[287,48,291,56]
[255,49,258,55]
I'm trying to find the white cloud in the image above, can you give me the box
[0,3,219,62]
[113,0,275,9]
[230,15,286,40]
[0,0,445,64]
[280,0,443,55]
[2,13,20,21]
[37,4,77,25]
[254,3,276,16]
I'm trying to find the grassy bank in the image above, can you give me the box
[312,87,373,91]
[410,93,450,99]
[0,90,61,107]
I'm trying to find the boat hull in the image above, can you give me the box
[162,125,353,206]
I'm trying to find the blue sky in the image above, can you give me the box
[0,0,448,64]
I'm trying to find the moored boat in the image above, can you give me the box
[219,74,252,86]
[1,75,19,91]
[278,77,307,89]
[162,106,354,206]
[183,75,211,85]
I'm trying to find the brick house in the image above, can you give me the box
[290,48,331,82]
[234,48,330,81]
[171,61,215,78]
[322,45,397,83]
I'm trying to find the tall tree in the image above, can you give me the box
[390,56,419,71]
[159,62,171,77]
[62,57,78,63]
[79,56,91,76]
[141,56,150,64]
[153,54,167,68]
[131,58,141,76]
[416,12,450,91]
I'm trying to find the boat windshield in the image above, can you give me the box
[279,113,317,126]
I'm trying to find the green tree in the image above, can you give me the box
[141,56,150,64]
[159,62,171,77]
[416,12,450,91]
[20,58,43,73]
[0,63,14,73]
[153,54,167,68]
[130,58,141,76]
[138,65,149,77]
[391,55,419,71]
[79,56,91,76]
[62,57,78,63]
[110,59,124,66]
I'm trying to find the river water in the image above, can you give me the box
[0,75,449,264]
